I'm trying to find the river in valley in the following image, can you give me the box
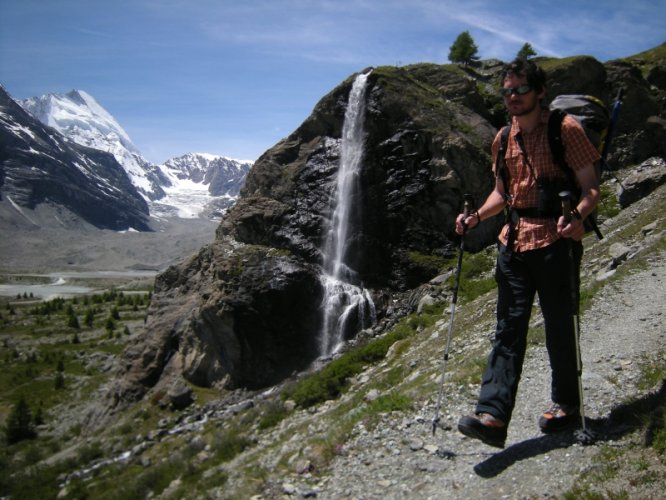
[0,270,157,301]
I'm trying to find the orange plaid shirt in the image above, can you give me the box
[492,109,601,252]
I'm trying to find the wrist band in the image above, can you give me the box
[571,207,582,220]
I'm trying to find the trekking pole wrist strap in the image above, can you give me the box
[571,207,583,220]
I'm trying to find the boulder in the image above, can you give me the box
[167,381,193,410]
[618,157,666,207]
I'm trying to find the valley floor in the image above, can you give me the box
[0,200,218,273]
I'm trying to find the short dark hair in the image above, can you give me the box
[500,57,547,93]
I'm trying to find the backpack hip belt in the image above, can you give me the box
[504,206,561,254]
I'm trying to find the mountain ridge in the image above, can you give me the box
[0,85,151,232]
[17,89,252,218]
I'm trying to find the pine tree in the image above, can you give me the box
[67,313,80,330]
[517,42,537,59]
[5,396,37,444]
[54,372,65,390]
[33,404,45,426]
[448,31,480,65]
[84,308,94,328]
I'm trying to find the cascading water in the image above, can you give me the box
[319,71,376,356]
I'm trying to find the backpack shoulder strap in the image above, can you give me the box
[548,108,567,171]
[496,124,512,200]
[548,108,578,190]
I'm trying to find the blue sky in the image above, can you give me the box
[1,0,664,164]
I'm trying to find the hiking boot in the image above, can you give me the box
[458,413,507,448]
[538,403,580,433]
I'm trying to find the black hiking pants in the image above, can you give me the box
[475,238,583,424]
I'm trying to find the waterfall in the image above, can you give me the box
[319,71,376,356]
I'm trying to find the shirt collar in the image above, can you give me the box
[511,107,550,137]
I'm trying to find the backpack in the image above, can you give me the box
[496,94,612,240]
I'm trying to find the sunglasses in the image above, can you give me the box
[500,84,533,97]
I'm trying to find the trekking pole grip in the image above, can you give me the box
[559,191,575,223]
[463,193,475,217]
[461,193,476,233]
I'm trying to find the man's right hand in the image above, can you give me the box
[455,212,479,235]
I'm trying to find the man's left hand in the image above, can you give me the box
[557,216,585,240]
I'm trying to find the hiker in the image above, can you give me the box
[453,57,600,448]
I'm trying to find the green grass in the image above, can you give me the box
[596,183,622,221]
[637,352,666,391]
[211,425,253,463]
[636,351,666,455]
[408,251,448,277]
[0,289,154,499]
[446,246,496,303]
[620,43,666,78]
[450,355,487,386]
[283,312,427,409]
[563,485,629,500]
[652,423,666,455]
[358,391,412,430]
[257,400,291,430]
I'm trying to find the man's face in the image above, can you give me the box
[502,73,543,117]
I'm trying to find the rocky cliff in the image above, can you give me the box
[100,46,666,418]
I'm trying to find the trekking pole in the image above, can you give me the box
[600,88,625,191]
[432,193,475,436]
[559,191,596,445]
[600,88,624,173]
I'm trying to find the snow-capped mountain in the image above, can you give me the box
[0,85,150,231]
[153,153,252,219]
[19,90,165,200]
[19,90,252,218]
